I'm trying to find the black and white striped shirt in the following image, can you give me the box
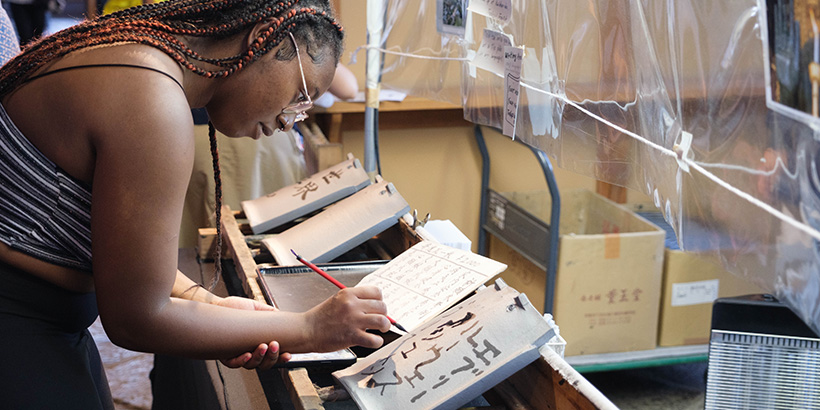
[0,103,92,271]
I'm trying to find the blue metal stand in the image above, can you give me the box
[474,125,561,314]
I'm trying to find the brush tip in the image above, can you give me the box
[394,322,408,332]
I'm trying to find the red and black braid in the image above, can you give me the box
[0,0,343,95]
[0,0,343,288]
[208,122,224,288]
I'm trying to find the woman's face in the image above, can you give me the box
[205,33,336,139]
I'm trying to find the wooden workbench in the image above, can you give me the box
[153,209,617,410]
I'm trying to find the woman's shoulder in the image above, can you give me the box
[48,43,194,168]
[45,43,191,129]
[54,42,184,83]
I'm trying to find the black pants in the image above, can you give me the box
[8,2,47,45]
[0,261,114,409]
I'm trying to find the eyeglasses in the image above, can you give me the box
[281,32,313,123]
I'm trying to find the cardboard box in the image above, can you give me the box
[301,122,344,176]
[657,249,765,346]
[487,189,665,357]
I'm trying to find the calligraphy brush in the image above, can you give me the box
[290,249,408,332]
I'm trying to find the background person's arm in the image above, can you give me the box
[328,64,358,100]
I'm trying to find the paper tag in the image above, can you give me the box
[503,46,523,139]
[468,0,512,22]
[671,279,720,307]
[472,28,512,74]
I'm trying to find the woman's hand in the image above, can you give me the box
[214,296,292,369]
[303,286,391,353]
[219,340,286,370]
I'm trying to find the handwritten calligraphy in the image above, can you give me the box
[502,46,523,139]
[356,241,507,332]
[334,283,554,410]
[467,0,512,22]
[355,309,499,403]
[291,166,348,200]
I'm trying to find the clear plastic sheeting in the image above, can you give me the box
[366,0,820,337]
[363,0,469,104]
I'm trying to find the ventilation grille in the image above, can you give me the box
[705,330,820,410]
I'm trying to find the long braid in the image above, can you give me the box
[208,122,223,290]
[0,0,344,97]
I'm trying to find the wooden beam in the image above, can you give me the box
[220,205,266,303]
[284,368,325,410]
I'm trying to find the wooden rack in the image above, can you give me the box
[205,205,618,410]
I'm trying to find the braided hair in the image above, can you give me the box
[0,0,344,288]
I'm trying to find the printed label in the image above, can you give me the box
[671,279,720,307]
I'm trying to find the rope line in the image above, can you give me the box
[359,45,820,242]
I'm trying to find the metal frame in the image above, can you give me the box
[474,125,561,314]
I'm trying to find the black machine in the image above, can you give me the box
[705,294,820,410]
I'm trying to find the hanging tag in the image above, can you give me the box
[674,131,693,173]
[503,46,523,139]
[472,28,513,75]
[468,0,512,22]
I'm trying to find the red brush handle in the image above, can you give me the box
[291,249,406,332]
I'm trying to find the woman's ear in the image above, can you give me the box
[245,18,278,50]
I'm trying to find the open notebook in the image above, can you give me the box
[356,240,508,333]
[333,279,555,410]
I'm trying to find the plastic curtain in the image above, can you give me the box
[365,0,820,337]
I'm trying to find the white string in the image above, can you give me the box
[688,161,820,240]
[518,82,820,242]
[349,45,472,64]
[348,45,820,242]
[694,156,800,179]
[519,83,678,159]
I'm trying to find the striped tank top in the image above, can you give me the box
[0,103,93,272]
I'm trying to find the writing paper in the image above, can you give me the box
[333,280,554,410]
[356,240,507,333]
[467,0,512,22]
[503,46,523,139]
[471,28,513,75]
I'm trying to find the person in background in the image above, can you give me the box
[0,0,390,408]
[0,0,19,59]
[4,0,46,45]
[327,62,357,100]
[100,0,156,15]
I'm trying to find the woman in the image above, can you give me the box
[0,0,390,408]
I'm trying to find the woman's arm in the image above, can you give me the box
[88,68,389,361]
[172,270,291,369]
[327,64,358,100]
